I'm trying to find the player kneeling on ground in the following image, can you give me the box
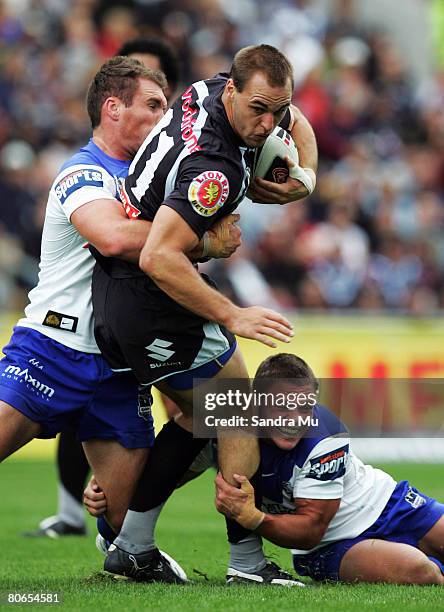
[86,353,444,585]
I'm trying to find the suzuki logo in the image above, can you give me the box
[145,339,175,362]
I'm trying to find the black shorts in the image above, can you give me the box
[92,264,235,385]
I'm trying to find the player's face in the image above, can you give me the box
[121,77,167,157]
[264,382,316,451]
[226,72,292,148]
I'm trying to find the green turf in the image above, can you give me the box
[1,459,443,611]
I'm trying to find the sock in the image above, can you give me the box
[226,469,263,544]
[57,484,85,528]
[229,534,267,573]
[115,420,208,553]
[56,429,90,527]
[115,504,164,554]
[97,516,117,546]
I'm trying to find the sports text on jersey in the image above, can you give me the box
[181,86,202,153]
[307,445,349,481]
[55,168,104,205]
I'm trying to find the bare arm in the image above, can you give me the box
[71,199,152,262]
[257,497,340,549]
[214,473,339,549]
[71,199,242,263]
[139,206,294,348]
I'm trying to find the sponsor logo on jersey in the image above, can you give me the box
[181,86,202,154]
[307,444,349,481]
[43,310,78,333]
[145,339,175,362]
[188,170,229,216]
[3,365,55,398]
[405,487,426,509]
[54,168,104,205]
[116,178,141,219]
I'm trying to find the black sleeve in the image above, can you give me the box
[162,153,243,240]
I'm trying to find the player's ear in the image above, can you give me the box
[102,97,121,122]
[225,78,236,100]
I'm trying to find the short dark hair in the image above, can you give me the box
[86,56,167,129]
[117,36,180,92]
[253,353,319,392]
[230,44,294,92]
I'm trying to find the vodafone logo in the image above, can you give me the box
[188,170,229,217]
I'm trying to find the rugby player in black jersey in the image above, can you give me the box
[91,44,318,584]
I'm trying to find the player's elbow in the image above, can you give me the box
[139,247,164,278]
[95,234,128,258]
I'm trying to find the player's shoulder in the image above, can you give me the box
[290,405,349,464]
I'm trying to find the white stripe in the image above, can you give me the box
[190,321,230,370]
[111,367,132,372]
[164,80,209,199]
[132,129,175,202]
[129,108,173,173]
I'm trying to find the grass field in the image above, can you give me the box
[1,458,444,611]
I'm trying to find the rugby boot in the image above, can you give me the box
[23,515,87,538]
[226,561,305,587]
[104,544,187,584]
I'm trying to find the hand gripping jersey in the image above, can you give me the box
[18,140,130,353]
[259,405,397,555]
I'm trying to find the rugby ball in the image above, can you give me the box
[253,127,299,183]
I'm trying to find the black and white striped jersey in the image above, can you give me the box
[123,73,253,237]
[94,72,289,278]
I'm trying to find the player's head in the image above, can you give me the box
[86,56,167,157]
[253,353,319,450]
[117,36,180,101]
[223,45,294,148]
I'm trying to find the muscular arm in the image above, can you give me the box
[71,199,151,262]
[71,199,241,263]
[257,497,340,550]
[289,104,318,175]
[139,206,293,347]
[140,205,240,324]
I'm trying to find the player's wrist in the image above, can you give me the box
[238,507,266,531]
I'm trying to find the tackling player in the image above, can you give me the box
[26,36,183,540]
[215,354,444,585]
[91,44,318,583]
[86,353,444,586]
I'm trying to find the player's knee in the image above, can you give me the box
[403,557,443,585]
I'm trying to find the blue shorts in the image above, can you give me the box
[292,480,444,582]
[0,327,154,449]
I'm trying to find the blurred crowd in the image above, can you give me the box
[1,0,444,314]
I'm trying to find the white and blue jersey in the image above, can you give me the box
[259,405,397,555]
[18,139,130,353]
[0,140,154,448]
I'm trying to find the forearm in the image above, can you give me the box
[256,513,324,550]
[290,105,318,173]
[140,247,238,325]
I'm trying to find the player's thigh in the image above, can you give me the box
[156,346,249,416]
[83,439,148,528]
[0,401,41,461]
[339,538,444,584]
[419,514,444,561]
